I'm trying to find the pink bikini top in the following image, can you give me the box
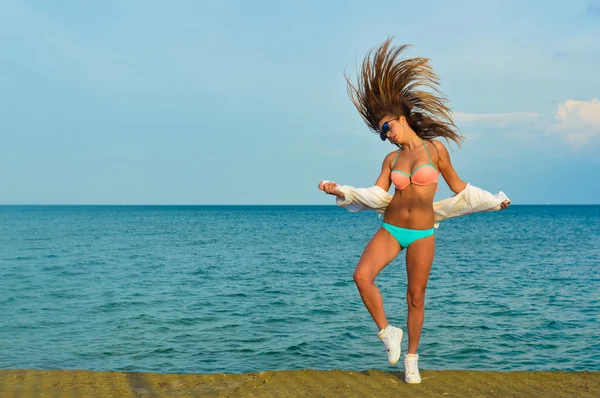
[390,139,439,190]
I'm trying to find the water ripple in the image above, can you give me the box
[0,205,598,374]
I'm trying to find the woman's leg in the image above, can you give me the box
[404,235,435,354]
[353,228,402,330]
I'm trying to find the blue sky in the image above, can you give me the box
[1,0,599,204]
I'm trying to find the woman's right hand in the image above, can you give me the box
[318,181,342,197]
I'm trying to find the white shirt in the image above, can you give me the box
[323,182,510,228]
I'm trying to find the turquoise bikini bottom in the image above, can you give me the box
[382,222,434,248]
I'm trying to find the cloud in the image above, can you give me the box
[588,5,600,17]
[454,112,542,125]
[455,100,600,147]
[553,99,600,146]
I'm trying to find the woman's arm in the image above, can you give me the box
[318,151,397,196]
[432,141,467,194]
[374,151,397,191]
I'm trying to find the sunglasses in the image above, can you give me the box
[379,117,400,141]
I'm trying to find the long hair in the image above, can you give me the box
[346,37,463,147]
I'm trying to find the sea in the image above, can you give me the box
[1,205,599,374]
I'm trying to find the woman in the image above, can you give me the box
[319,38,509,384]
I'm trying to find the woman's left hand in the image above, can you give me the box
[500,200,510,210]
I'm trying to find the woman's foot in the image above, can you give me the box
[377,325,403,365]
[404,353,422,383]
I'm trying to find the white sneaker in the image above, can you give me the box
[404,353,422,384]
[377,325,403,365]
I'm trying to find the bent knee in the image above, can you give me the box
[353,268,374,287]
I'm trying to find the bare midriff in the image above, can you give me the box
[382,184,437,229]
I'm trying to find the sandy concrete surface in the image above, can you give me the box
[0,369,598,397]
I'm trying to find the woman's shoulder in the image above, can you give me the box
[381,149,400,168]
[386,148,401,157]
[384,149,400,161]
[429,139,445,149]
[429,139,449,155]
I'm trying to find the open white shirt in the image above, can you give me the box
[322,182,510,228]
